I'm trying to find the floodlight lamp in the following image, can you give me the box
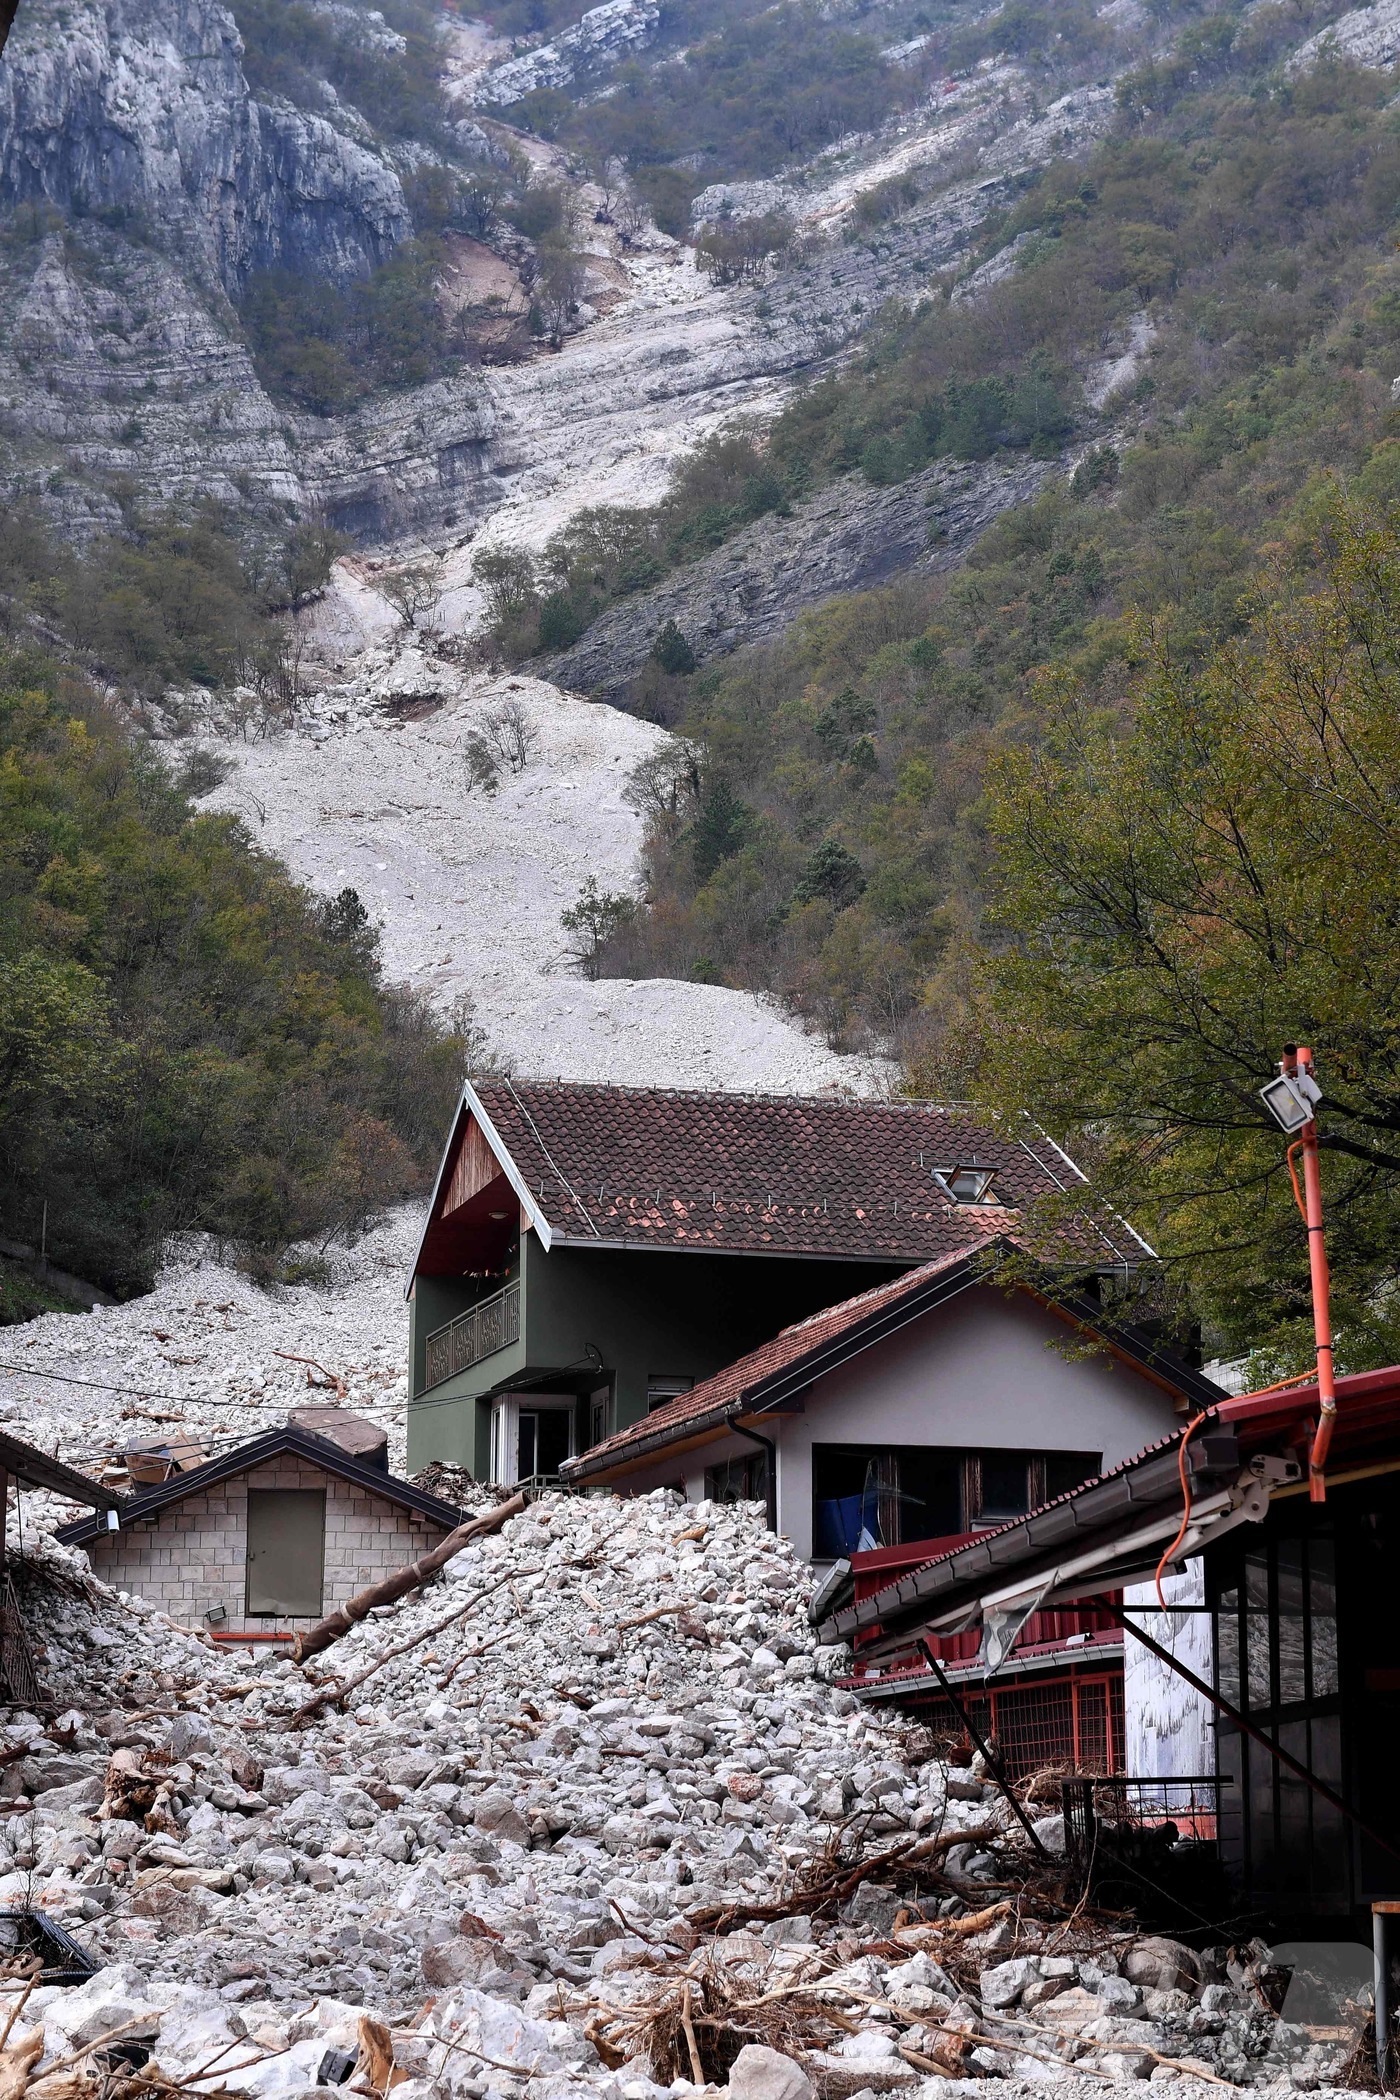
[1260,1072,1314,1134]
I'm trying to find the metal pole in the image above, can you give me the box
[1283,1045,1337,1502]
[1101,1600,1400,1867]
[1375,1906,1392,2084]
[920,1639,1051,1859]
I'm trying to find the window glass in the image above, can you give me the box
[979,1454,1032,1523]
[517,1412,536,1479]
[706,1454,766,1506]
[647,1377,693,1414]
[1277,1539,1307,1705]
[1045,1452,1100,1500]
[1309,1538,1339,1697]
[1217,1596,1241,1708]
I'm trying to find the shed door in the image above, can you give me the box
[246,1489,325,1616]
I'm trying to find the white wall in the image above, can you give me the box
[1122,1565,1216,1781]
[602,1284,1183,1560]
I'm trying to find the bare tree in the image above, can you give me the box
[616,187,648,248]
[379,559,443,633]
[483,698,539,772]
[535,243,587,346]
[625,738,704,830]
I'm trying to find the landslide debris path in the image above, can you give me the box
[198,658,887,1095]
[0,1212,421,1480]
[0,1494,1359,2100]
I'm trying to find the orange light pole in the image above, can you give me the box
[1279,1045,1336,1502]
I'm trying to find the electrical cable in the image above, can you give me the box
[1153,1412,1202,1614]
[1153,1360,1321,1611]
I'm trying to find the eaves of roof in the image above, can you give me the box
[55,1427,466,1545]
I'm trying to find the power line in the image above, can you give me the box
[0,1360,407,1413]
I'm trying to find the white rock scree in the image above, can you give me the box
[0,1494,1359,2100]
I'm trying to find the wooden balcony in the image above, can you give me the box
[424,1281,520,1391]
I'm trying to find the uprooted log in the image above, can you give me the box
[292,1491,526,1661]
[288,1564,542,1725]
[684,1823,1004,1933]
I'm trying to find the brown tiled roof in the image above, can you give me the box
[562,1247,985,1479]
[463,1080,1145,1266]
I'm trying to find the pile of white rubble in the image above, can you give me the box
[0,1493,1361,2100]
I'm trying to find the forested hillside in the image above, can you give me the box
[595,51,1400,1059]
[0,500,473,1311]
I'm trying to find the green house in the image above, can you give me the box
[406,1080,1146,1483]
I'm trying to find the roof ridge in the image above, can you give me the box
[476,1078,986,1113]
[774,1245,988,1340]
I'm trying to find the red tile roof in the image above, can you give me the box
[455,1080,1145,1266]
[562,1248,984,1478]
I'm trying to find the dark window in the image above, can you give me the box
[811,1445,1100,1557]
[706,1452,768,1505]
[589,1388,611,1448]
[969,1450,1099,1526]
[519,1407,572,1479]
[647,1376,693,1414]
[245,1489,325,1617]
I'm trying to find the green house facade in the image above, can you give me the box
[406,1080,1148,1485]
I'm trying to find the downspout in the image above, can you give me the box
[732,1419,778,1532]
[1283,1045,1337,1501]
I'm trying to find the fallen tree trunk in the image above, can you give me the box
[288,1563,541,1725]
[685,1823,1001,1933]
[292,1491,527,1661]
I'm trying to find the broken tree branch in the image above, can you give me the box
[292,1491,526,1661]
[616,1604,691,1630]
[287,1564,541,1725]
[685,1825,1002,1933]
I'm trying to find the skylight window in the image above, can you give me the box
[930,1161,999,1205]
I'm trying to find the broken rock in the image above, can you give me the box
[725,2045,813,2100]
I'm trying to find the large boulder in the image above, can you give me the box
[726,2045,814,2100]
[1123,1937,1207,1999]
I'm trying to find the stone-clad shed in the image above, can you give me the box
[56,1425,464,1636]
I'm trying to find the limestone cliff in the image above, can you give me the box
[0,0,410,297]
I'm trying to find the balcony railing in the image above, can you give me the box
[424,1281,520,1391]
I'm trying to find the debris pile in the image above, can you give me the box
[0,1497,1369,2099]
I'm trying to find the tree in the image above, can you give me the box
[973,498,1400,1365]
[691,777,752,883]
[694,212,794,286]
[534,242,587,346]
[651,619,696,675]
[379,558,442,632]
[561,877,638,977]
[473,546,539,629]
[793,838,866,909]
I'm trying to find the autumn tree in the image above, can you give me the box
[973,498,1400,1365]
